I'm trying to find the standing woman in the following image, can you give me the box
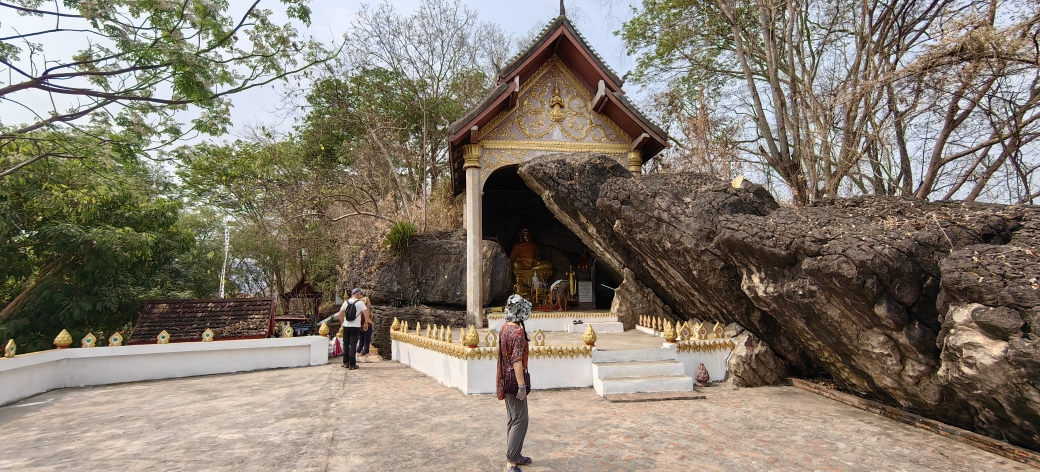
[356,295,374,361]
[497,294,533,472]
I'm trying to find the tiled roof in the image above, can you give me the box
[127,298,275,344]
[498,15,623,87]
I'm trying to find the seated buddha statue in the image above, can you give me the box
[510,229,553,272]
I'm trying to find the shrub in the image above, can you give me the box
[383,221,417,256]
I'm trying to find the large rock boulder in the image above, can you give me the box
[520,153,1040,449]
[518,153,815,374]
[370,305,468,360]
[346,230,512,307]
[726,331,790,388]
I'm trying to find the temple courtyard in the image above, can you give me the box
[0,360,1027,471]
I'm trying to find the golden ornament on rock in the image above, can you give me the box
[53,329,73,349]
[583,324,597,346]
[663,321,677,343]
[463,326,479,347]
[390,317,401,331]
[4,339,16,358]
[81,332,97,348]
[318,322,330,337]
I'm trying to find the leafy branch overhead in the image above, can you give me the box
[0,0,335,177]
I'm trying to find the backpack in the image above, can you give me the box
[344,300,359,322]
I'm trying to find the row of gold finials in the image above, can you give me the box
[639,315,728,343]
[1,328,210,358]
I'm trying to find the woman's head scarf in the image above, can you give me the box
[503,294,532,323]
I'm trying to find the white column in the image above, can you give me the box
[463,144,484,328]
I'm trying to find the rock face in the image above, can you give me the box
[346,230,512,307]
[519,153,1040,449]
[609,268,673,329]
[519,154,815,374]
[370,306,468,360]
[726,331,790,388]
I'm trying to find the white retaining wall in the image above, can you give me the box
[0,337,328,407]
[488,313,617,332]
[392,340,593,394]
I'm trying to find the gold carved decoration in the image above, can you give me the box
[4,339,16,358]
[663,321,677,343]
[463,326,479,347]
[109,332,124,346]
[390,328,592,360]
[487,312,615,321]
[281,324,294,338]
[678,322,692,341]
[81,332,97,348]
[484,329,498,348]
[462,143,482,169]
[337,326,344,339]
[583,324,597,346]
[202,328,215,342]
[157,330,170,344]
[54,329,73,349]
[318,322,330,337]
[390,317,401,331]
[713,322,725,339]
[548,83,566,122]
[676,339,736,354]
[533,329,546,347]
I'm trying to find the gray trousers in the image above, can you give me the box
[505,393,529,463]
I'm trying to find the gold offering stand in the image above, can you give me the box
[513,268,554,306]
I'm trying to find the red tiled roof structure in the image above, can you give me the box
[127,298,275,344]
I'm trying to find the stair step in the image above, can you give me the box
[592,348,675,364]
[593,360,685,379]
[604,391,707,403]
[594,375,694,395]
[567,321,624,334]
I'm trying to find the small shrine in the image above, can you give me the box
[447,8,667,325]
[277,276,323,336]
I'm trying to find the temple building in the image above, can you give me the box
[447,10,668,326]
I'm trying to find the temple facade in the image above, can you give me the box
[447,12,667,326]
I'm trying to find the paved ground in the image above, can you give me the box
[0,361,1027,471]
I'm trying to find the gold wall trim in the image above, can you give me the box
[487,312,616,321]
[481,140,629,153]
[390,330,593,359]
[675,339,736,354]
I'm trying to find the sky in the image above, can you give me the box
[224,0,639,137]
[0,0,639,142]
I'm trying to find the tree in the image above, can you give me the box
[621,0,1040,204]
[0,0,333,178]
[0,140,193,351]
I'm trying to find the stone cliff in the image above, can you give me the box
[519,153,1040,450]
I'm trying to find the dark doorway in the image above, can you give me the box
[482,165,617,309]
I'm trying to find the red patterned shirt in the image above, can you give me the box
[496,323,529,400]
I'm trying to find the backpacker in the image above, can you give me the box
[344,300,359,322]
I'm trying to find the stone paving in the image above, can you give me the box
[0,361,1028,471]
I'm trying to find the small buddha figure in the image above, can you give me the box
[510,229,553,272]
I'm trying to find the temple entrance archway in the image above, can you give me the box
[482,165,618,309]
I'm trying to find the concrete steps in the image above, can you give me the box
[591,349,695,396]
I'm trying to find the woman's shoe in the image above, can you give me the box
[505,466,522,472]
[516,455,532,465]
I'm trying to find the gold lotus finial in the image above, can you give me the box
[202,328,215,342]
[81,332,97,348]
[109,332,124,346]
[458,327,465,344]
[583,324,597,346]
[391,317,401,331]
[402,321,409,333]
[318,322,329,336]
[54,329,73,349]
[4,339,16,358]
[463,325,479,347]
[157,330,171,344]
[663,320,677,343]
[336,326,344,338]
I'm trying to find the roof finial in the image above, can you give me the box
[560,0,566,16]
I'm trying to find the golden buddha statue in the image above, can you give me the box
[510,229,553,272]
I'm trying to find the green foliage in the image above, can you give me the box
[0,149,193,352]
[383,222,417,256]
